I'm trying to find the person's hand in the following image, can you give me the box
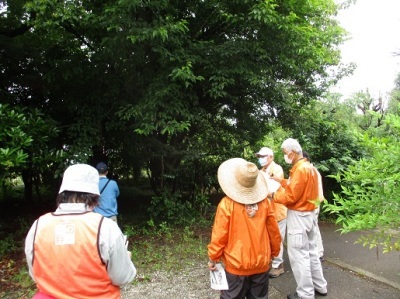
[127,251,132,259]
[208,260,217,271]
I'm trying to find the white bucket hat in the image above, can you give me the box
[58,164,100,195]
[217,158,268,204]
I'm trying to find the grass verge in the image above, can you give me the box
[0,216,211,298]
[124,220,210,283]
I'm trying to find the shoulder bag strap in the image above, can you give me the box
[100,179,111,194]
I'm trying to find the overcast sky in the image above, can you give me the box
[332,0,400,99]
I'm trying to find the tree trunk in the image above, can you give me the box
[22,168,33,202]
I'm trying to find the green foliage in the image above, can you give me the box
[0,103,65,200]
[128,224,208,275]
[0,200,210,296]
[0,104,32,170]
[1,0,352,206]
[386,73,400,115]
[4,0,346,196]
[0,234,19,257]
[147,190,210,226]
[273,95,365,201]
[0,215,32,298]
[343,90,385,130]
[324,112,400,252]
[0,216,31,255]
[10,268,36,297]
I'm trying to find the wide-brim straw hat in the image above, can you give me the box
[217,158,268,204]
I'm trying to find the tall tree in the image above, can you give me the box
[2,0,347,196]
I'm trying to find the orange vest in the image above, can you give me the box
[32,212,120,299]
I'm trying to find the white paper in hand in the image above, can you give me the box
[266,178,280,193]
[210,263,229,290]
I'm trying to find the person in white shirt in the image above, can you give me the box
[25,164,136,299]
[255,147,287,278]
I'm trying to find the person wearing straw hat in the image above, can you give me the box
[255,147,287,278]
[25,164,136,299]
[268,139,328,299]
[208,158,281,299]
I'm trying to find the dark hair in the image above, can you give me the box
[56,191,100,208]
[302,151,310,161]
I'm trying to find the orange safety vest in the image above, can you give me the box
[32,212,120,299]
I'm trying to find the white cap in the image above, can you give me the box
[255,147,274,157]
[58,164,100,195]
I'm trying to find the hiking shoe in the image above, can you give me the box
[269,264,284,278]
[315,289,328,296]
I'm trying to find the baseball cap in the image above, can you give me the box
[255,147,273,157]
[95,162,108,173]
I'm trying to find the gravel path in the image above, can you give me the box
[121,262,285,299]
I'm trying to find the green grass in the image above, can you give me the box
[124,221,210,276]
[0,195,212,297]
[0,181,215,297]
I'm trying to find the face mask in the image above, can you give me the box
[258,157,268,167]
[284,154,293,164]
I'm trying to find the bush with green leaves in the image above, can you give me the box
[0,104,32,171]
[325,112,400,252]
[147,190,211,227]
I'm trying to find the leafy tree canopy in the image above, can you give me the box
[1,0,347,197]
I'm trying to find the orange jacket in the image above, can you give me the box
[274,158,318,211]
[32,212,120,299]
[208,196,281,276]
[261,161,287,221]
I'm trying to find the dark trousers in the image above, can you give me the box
[221,270,270,299]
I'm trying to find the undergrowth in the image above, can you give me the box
[0,215,211,298]
[0,186,215,297]
[124,220,210,280]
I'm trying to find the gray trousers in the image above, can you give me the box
[286,210,327,299]
[314,206,324,257]
[271,218,287,268]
